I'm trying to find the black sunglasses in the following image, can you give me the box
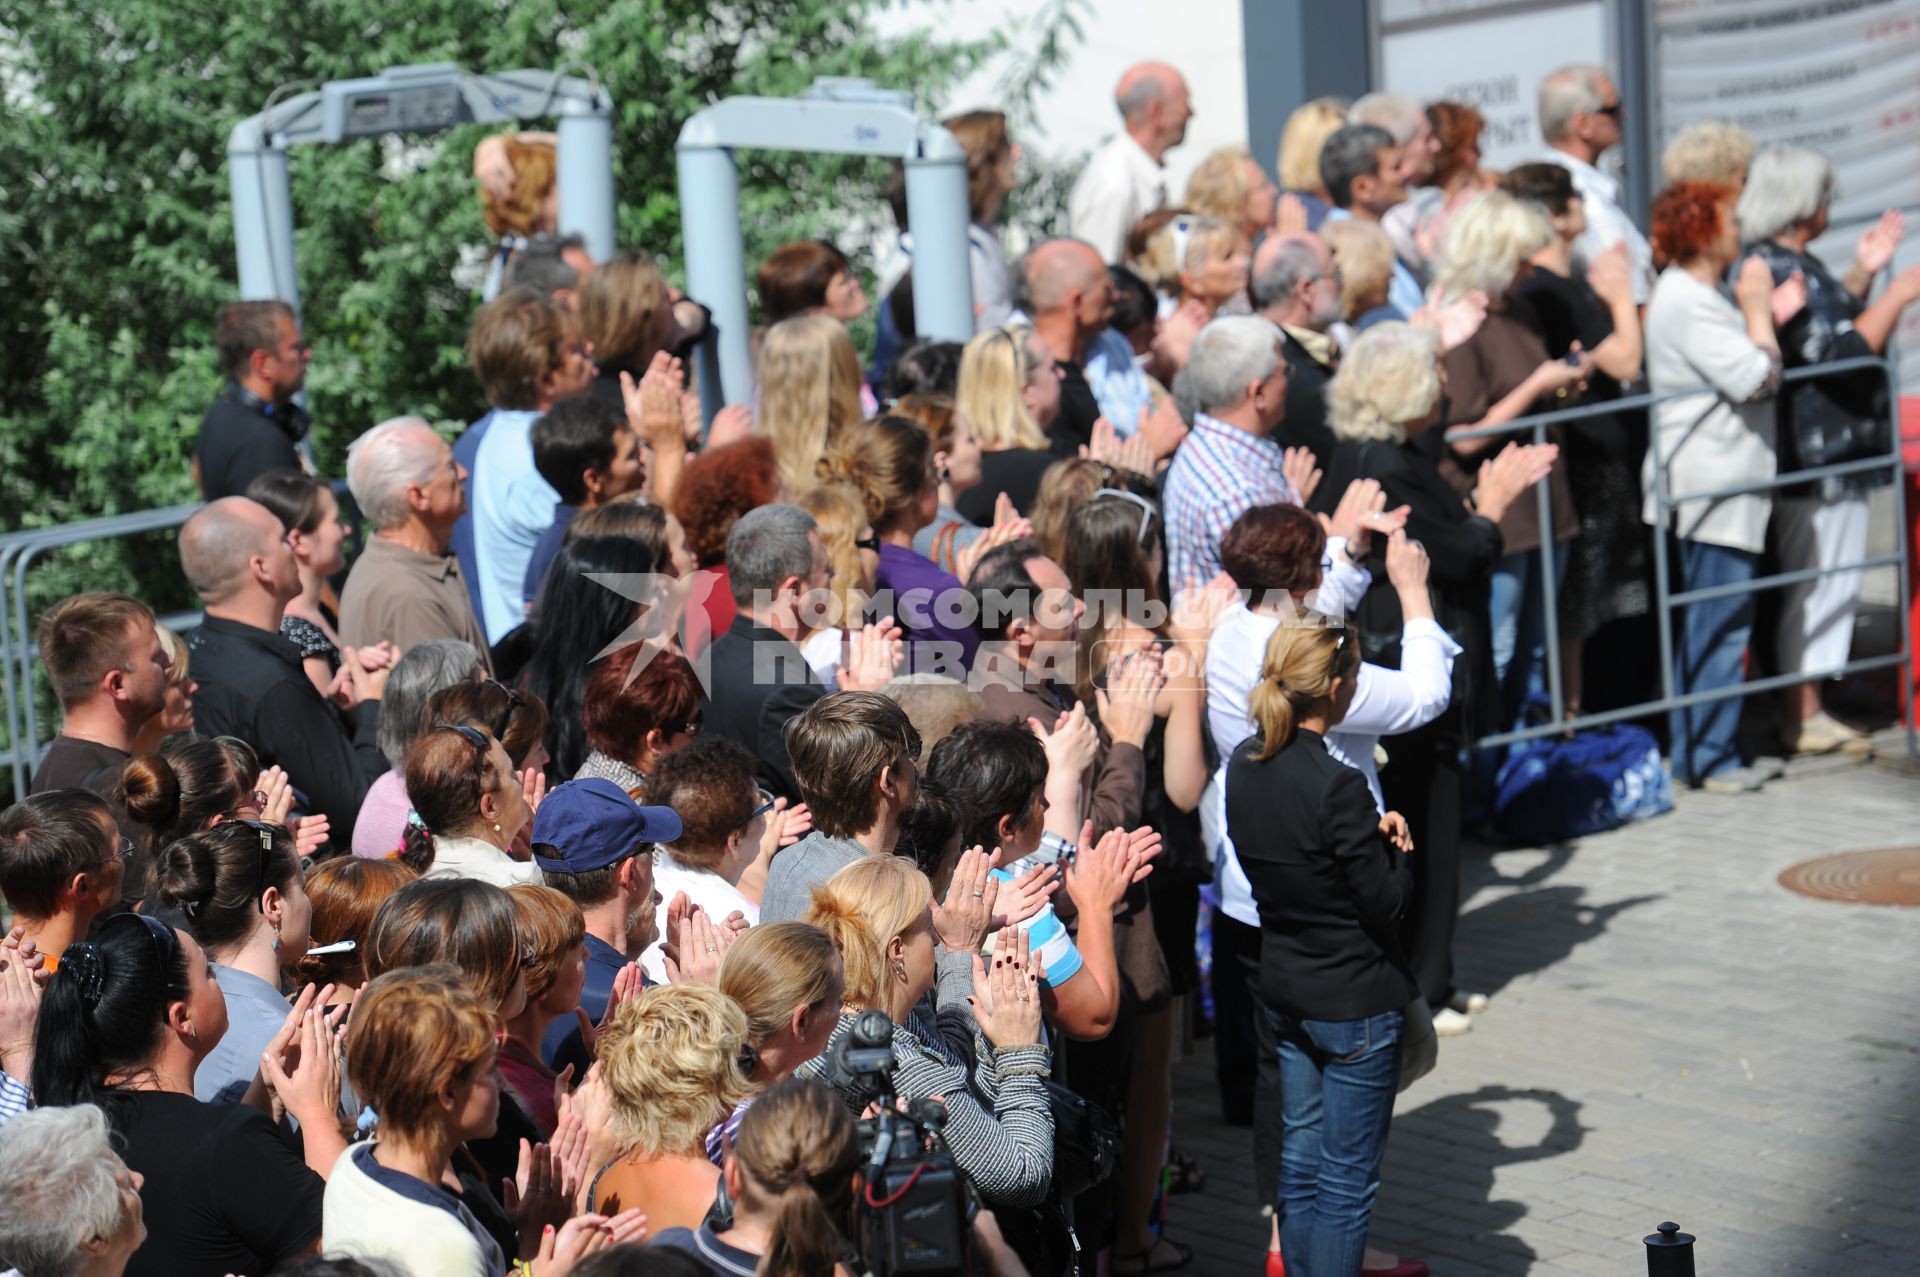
[1595,102,1624,119]
[854,531,881,553]
[435,722,491,752]
[482,679,524,742]
[737,788,777,832]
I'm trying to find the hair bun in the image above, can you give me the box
[121,752,184,828]
[63,942,107,1005]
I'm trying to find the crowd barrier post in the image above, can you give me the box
[1643,1221,1696,1276]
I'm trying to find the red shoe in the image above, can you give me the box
[1362,1261,1429,1277]
[1264,1251,1284,1277]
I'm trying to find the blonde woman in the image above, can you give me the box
[1276,96,1351,227]
[757,315,865,497]
[577,984,756,1231]
[1430,191,1589,751]
[1661,119,1756,192]
[1321,219,1399,332]
[800,854,1054,1209]
[1131,212,1249,316]
[795,482,879,685]
[955,324,1064,524]
[708,921,848,1160]
[1222,614,1416,1277]
[1185,145,1280,248]
[130,623,197,753]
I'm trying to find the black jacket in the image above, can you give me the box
[1045,358,1104,458]
[1225,728,1417,1022]
[195,385,309,501]
[185,615,382,846]
[1275,327,1338,469]
[698,615,826,803]
[1316,436,1504,743]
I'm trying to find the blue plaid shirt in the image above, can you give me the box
[1163,413,1303,597]
[0,1071,28,1125]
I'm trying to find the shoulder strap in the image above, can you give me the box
[932,521,962,575]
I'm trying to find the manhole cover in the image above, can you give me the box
[1778,847,1920,906]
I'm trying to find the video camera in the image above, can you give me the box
[826,1008,974,1277]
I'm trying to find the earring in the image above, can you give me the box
[493,822,503,834]
[270,926,282,953]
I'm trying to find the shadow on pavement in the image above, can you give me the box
[1455,886,1660,997]
[1375,1085,1587,1273]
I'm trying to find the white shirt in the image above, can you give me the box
[969,223,1014,331]
[1069,132,1167,265]
[800,627,842,689]
[324,1143,504,1277]
[1202,605,1460,927]
[423,833,541,889]
[641,852,761,982]
[1540,150,1655,305]
[1642,267,1780,554]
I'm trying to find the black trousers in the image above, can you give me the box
[1381,720,1462,1007]
[1210,912,1283,1209]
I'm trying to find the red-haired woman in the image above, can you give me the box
[672,438,783,652]
[576,644,704,797]
[1645,180,1801,794]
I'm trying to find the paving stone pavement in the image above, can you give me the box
[1158,732,1920,1276]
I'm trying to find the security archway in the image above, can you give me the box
[229,61,617,313]
[677,77,974,414]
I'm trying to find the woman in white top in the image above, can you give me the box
[942,110,1021,331]
[639,737,777,982]
[399,723,541,888]
[1642,180,1799,793]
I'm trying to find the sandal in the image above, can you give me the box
[1112,1235,1193,1274]
[1166,1149,1207,1194]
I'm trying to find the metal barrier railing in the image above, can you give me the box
[1447,354,1915,761]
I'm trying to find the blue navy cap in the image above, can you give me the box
[531,778,681,873]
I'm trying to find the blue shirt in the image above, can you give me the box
[196,964,292,1105]
[449,410,495,629]
[1163,413,1303,597]
[463,408,558,643]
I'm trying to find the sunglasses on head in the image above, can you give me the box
[482,679,524,743]
[436,722,491,752]
[1095,487,1159,546]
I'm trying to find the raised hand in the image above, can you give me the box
[1854,209,1905,277]
[1094,647,1166,749]
[260,988,342,1129]
[1031,702,1099,785]
[989,859,1060,929]
[663,908,733,986]
[955,507,1034,584]
[620,353,688,451]
[575,962,643,1058]
[520,766,548,816]
[836,619,904,692]
[253,766,293,824]
[1282,445,1323,505]
[967,926,1045,1048]
[1586,242,1633,308]
[1733,255,1776,316]
[1383,528,1431,595]
[1771,271,1808,326]
[288,812,330,858]
[503,1138,576,1251]
[1274,192,1310,237]
[1064,821,1147,917]
[1139,393,1190,463]
[0,930,45,1084]
[707,403,756,449]
[931,847,999,954]
[769,799,811,849]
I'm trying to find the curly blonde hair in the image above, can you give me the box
[597,984,754,1157]
[1131,212,1232,300]
[1185,147,1257,227]
[796,482,872,630]
[1432,190,1553,306]
[1326,322,1443,445]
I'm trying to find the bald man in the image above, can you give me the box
[1249,233,1342,466]
[1068,61,1193,264]
[183,497,388,848]
[1015,238,1115,455]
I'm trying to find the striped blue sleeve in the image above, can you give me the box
[988,867,1082,987]
[0,1072,29,1125]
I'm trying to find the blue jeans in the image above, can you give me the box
[1489,541,1571,721]
[1268,1007,1404,1277]
[1670,540,1760,785]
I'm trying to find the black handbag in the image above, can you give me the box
[1044,1079,1120,1200]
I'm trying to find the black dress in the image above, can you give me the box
[959,448,1059,523]
[1513,266,1651,638]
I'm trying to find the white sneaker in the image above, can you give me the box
[1432,1007,1473,1036]
[1448,991,1489,1015]
[1784,711,1869,755]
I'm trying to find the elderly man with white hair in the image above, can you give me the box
[1736,143,1920,754]
[1161,316,1332,596]
[1537,63,1654,304]
[184,496,388,844]
[337,416,491,667]
[0,1104,147,1277]
[1068,61,1193,265]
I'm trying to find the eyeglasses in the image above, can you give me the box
[674,718,703,739]
[99,835,135,868]
[1595,102,1624,119]
[738,788,777,832]
[435,722,491,752]
[853,531,881,553]
[482,679,524,743]
[1095,487,1159,546]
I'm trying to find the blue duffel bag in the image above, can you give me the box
[1492,720,1673,845]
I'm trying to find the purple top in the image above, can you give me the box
[352,768,410,859]
[875,542,979,677]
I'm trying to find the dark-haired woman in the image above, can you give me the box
[399,724,538,887]
[246,469,396,703]
[1225,614,1416,1277]
[652,1076,862,1277]
[152,819,313,1106]
[517,534,657,779]
[31,912,335,1277]
[124,735,331,865]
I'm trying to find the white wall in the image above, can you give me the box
[869,0,1250,203]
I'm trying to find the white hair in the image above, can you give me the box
[1184,316,1284,416]
[1433,190,1554,305]
[1735,144,1833,243]
[0,1104,128,1277]
[347,415,443,531]
[1327,323,1443,444]
[1349,92,1426,146]
[1538,65,1610,144]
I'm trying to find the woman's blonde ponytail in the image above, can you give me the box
[1249,609,1361,761]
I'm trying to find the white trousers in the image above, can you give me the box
[1773,494,1871,677]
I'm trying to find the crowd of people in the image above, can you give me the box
[0,49,1911,1277]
